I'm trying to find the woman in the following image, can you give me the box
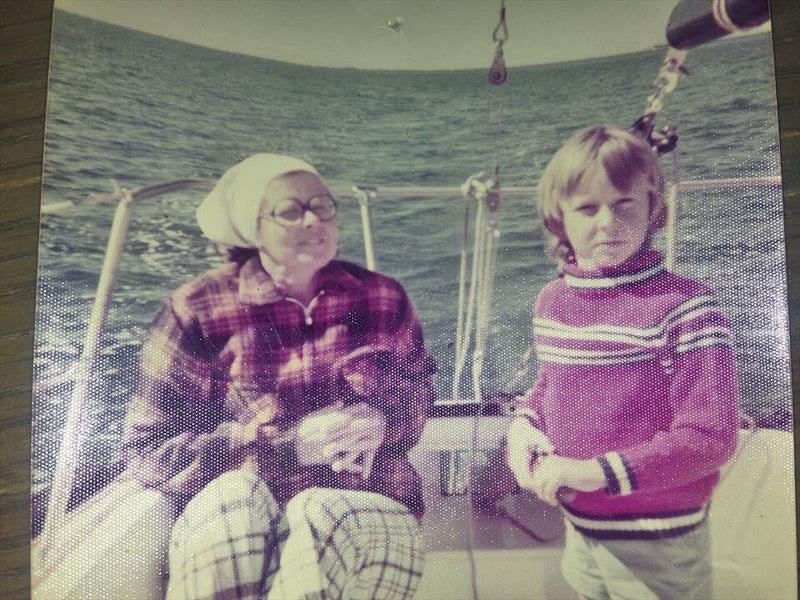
[123,153,436,599]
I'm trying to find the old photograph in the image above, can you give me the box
[31,1,795,598]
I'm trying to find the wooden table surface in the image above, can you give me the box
[1,1,798,597]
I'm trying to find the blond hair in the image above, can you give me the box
[538,126,666,265]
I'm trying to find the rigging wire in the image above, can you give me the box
[452,0,509,403]
[449,2,510,598]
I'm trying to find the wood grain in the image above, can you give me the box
[1,1,798,598]
[1,2,51,597]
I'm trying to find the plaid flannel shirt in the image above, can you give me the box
[122,256,436,516]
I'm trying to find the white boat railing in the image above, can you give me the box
[35,173,785,563]
[40,175,784,214]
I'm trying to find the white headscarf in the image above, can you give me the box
[196,153,322,247]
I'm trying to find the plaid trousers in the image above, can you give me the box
[166,470,425,600]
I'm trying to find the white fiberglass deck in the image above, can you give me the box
[410,420,797,600]
[32,419,796,600]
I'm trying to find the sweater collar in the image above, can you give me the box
[238,256,363,305]
[562,249,665,289]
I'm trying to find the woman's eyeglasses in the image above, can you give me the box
[261,195,337,226]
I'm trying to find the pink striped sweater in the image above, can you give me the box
[527,250,740,539]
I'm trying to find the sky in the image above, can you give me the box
[56,0,771,70]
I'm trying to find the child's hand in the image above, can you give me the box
[505,417,546,491]
[530,455,606,506]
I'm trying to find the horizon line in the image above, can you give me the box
[55,8,772,74]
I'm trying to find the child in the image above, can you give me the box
[506,126,740,600]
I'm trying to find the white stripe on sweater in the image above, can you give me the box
[677,326,732,345]
[564,505,708,533]
[676,335,733,354]
[536,346,654,366]
[536,353,655,366]
[606,452,633,496]
[563,263,664,289]
[534,324,667,348]
[536,345,650,358]
[662,294,717,324]
[534,295,723,347]
[672,305,722,329]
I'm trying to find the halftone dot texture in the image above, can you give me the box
[31,9,794,600]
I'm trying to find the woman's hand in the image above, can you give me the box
[331,402,386,477]
[294,403,353,466]
[294,402,386,477]
[530,456,606,506]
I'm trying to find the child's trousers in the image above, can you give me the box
[166,470,425,600]
[561,520,712,600]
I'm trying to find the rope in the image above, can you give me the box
[451,177,501,399]
[452,179,487,402]
[449,174,503,600]
[459,5,510,597]
[467,186,503,598]
[644,47,687,118]
[461,185,501,600]
[665,147,682,270]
